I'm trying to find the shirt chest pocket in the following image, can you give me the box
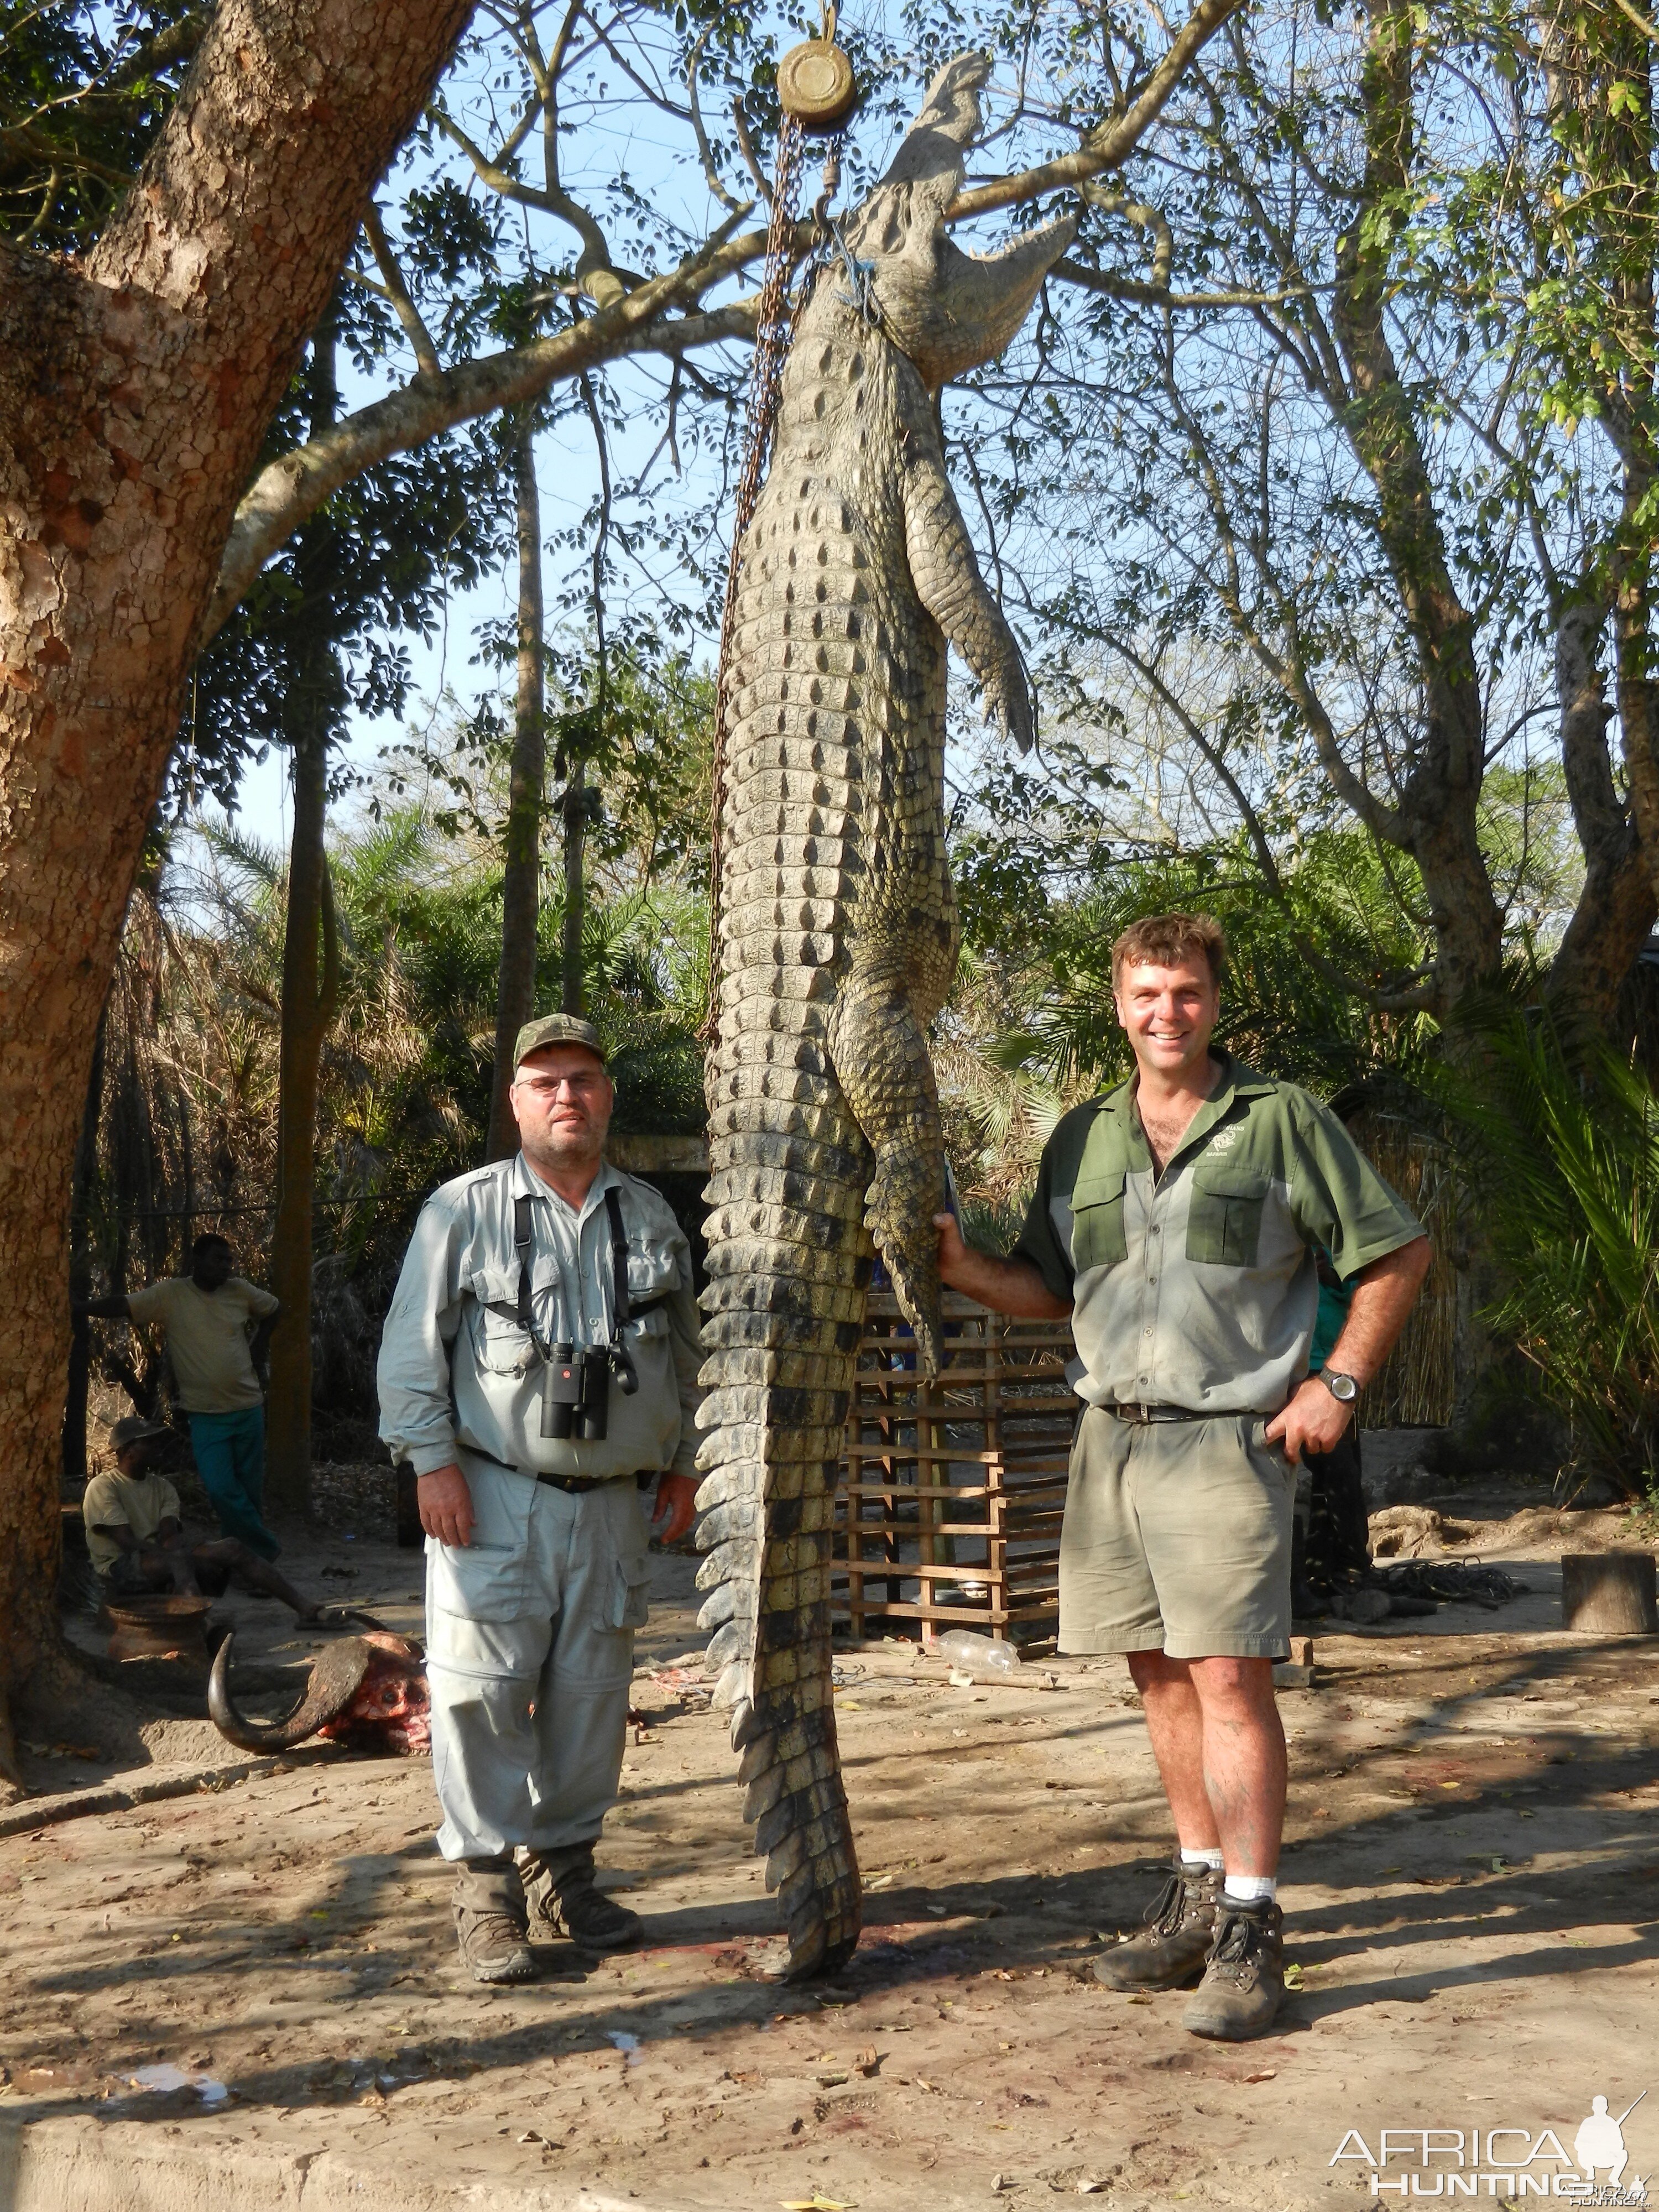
[467,1265,539,1377]
[1186,1168,1270,1267]
[625,1237,681,1313]
[1070,1169,1128,1271]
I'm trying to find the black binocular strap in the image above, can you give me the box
[512,1186,632,1350]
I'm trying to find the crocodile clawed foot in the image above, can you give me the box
[872,1237,944,1375]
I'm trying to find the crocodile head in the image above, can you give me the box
[839,50,1077,390]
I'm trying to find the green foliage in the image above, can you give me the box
[173,800,708,1279]
[1434,1014,1659,1492]
[0,2,200,252]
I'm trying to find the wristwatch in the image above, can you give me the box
[1320,1369,1360,1404]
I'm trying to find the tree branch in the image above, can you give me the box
[362,202,441,379]
[204,217,759,641]
[945,0,1247,222]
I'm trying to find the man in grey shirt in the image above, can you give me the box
[379,1014,701,1984]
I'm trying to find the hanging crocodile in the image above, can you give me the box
[695,51,1076,1978]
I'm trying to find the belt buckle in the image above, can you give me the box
[1118,1401,1150,1425]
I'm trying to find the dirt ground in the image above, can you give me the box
[4,1481,1659,2212]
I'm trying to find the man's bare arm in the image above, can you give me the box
[89,1521,140,1554]
[1267,1237,1433,1463]
[1328,1239,1433,1382]
[76,1294,131,1320]
[935,1213,1073,1319]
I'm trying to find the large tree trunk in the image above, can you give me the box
[266,729,341,1512]
[1333,0,1505,1015]
[1545,589,1655,1032]
[561,757,587,1016]
[265,315,345,1512]
[0,0,475,1793]
[485,412,545,1160]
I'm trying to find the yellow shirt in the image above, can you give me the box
[82,1469,182,1577]
[126,1274,278,1413]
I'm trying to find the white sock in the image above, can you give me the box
[1178,1845,1224,1873]
[1223,1873,1277,1906]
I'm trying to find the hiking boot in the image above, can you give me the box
[452,1856,535,1985]
[524,1848,643,1955]
[1183,1897,1286,2039]
[1092,1859,1220,1990]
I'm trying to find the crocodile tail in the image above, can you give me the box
[696,1066,870,1979]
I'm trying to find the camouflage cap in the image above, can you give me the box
[513,1013,608,1070]
[109,1414,171,1454]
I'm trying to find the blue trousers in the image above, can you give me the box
[187,1407,280,1558]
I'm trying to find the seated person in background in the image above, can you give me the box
[85,1415,324,1620]
[77,1233,283,1559]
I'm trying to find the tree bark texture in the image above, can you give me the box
[486,413,546,1161]
[1545,589,1656,1031]
[0,0,475,1781]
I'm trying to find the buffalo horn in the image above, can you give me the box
[208,1632,374,1751]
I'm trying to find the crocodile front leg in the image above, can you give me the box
[828,951,950,1375]
[903,433,1036,754]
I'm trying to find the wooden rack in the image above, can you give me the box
[833,1291,1076,1648]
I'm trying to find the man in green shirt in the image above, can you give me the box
[79,1233,282,1558]
[937,912,1430,2040]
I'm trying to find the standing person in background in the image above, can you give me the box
[77,1233,283,1559]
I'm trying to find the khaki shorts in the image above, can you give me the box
[1058,1407,1295,1660]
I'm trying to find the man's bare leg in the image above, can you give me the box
[1186,1656,1285,1878]
[193,1538,324,1621]
[134,1543,202,1598]
[1128,1650,1285,1874]
[1128,1650,1222,1851]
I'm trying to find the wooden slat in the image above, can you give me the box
[833,1299,1071,1648]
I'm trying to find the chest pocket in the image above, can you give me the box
[625,1237,681,1315]
[1187,1167,1270,1267]
[467,1265,539,1377]
[1070,1169,1128,1272]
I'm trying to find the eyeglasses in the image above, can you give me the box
[514,1073,606,1098]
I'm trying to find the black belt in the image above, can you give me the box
[1107,1402,1218,1424]
[466,1451,650,1494]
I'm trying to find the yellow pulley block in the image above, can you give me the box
[777,4,857,134]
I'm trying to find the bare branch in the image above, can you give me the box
[432,106,625,303]
[732,97,774,207]
[945,0,1246,222]
[1054,258,1313,310]
[205,216,760,641]
[362,203,441,380]
[687,32,746,215]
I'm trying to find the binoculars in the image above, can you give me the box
[540,1340,636,1441]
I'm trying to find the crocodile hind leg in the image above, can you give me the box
[828,961,948,1375]
[696,1062,870,1976]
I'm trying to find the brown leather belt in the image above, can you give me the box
[1107,1402,1213,1424]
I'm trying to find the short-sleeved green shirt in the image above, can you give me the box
[1013,1053,1423,1415]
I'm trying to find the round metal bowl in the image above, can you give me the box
[105,1593,213,1661]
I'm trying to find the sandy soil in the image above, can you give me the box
[4,1495,1658,2210]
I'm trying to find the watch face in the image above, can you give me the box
[1327,1370,1359,1402]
